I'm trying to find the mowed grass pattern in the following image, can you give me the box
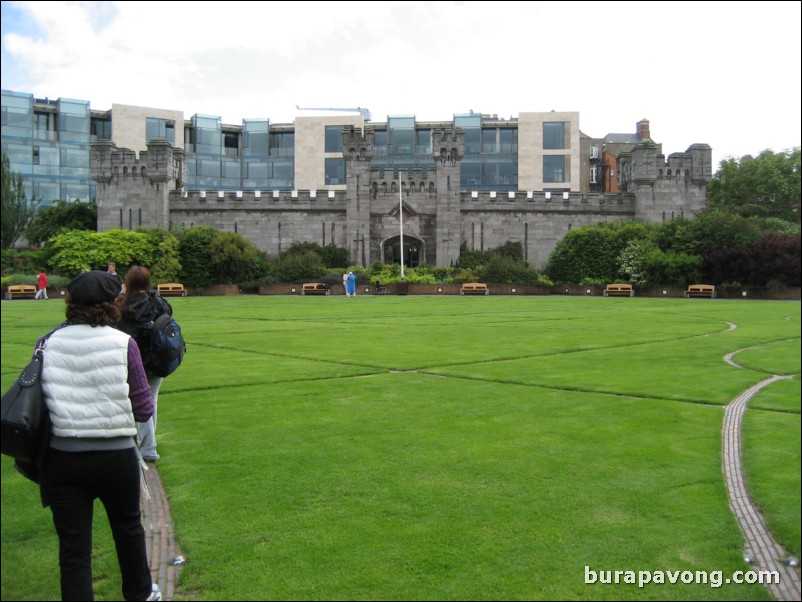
[2,295,799,600]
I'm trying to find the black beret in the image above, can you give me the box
[68,270,122,305]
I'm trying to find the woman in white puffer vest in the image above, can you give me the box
[36,270,161,601]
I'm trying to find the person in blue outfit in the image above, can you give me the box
[37,270,161,601]
[346,270,357,296]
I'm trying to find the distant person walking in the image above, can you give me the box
[35,269,49,300]
[343,271,349,295]
[346,271,357,296]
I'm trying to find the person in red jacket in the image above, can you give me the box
[34,269,49,300]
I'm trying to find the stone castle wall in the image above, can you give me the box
[92,132,710,269]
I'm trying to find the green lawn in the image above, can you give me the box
[2,295,799,600]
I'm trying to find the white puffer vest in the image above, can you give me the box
[42,324,136,438]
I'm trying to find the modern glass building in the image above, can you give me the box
[3,87,649,208]
[2,90,94,206]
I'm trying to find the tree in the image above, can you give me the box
[25,199,97,245]
[1,152,39,249]
[707,148,801,223]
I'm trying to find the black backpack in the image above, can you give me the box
[142,313,186,377]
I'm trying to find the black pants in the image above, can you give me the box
[40,447,152,601]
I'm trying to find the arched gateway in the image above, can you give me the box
[382,235,424,268]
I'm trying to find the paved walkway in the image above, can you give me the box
[722,373,800,601]
[141,464,184,601]
[139,363,801,601]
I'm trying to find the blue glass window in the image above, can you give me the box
[543,122,565,150]
[543,155,567,183]
[325,126,343,153]
[325,157,346,185]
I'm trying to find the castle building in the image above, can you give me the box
[2,89,712,268]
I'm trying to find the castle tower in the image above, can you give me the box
[432,127,464,266]
[622,142,711,222]
[92,139,184,232]
[342,127,374,265]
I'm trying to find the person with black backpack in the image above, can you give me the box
[117,266,175,463]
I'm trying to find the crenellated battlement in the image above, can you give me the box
[619,142,712,188]
[169,188,347,208]
[459,190,635,212]
[341,127,374,162]
[92,139,185,186]
[369,166,438,196]
[432,127,464,165]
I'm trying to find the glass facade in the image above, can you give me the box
[1,90,93,205]
[370,116,435,177]
[455,114,517,191]
[2,89,582,205]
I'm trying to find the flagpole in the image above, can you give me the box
[399,173,405,281]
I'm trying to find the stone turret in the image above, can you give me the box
[620,142,711,222]
[92,139,184,231]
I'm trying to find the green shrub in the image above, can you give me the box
[273,250,325,283]
[179,226,217,288]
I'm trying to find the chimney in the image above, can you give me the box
[637,119,651,140]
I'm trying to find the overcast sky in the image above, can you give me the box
[2,1,800,169]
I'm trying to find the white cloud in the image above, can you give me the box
[2,0,800,167]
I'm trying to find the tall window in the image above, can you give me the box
[243,119,269,157]
[91,117,111,141]
[543,122,565,150]
[325,157,346,185]
[223,131,239,157]
[325,126,343,153]
[269,131,294,157]
[373,130,388,156]
[543,155,567,183]
[416,129,431,155]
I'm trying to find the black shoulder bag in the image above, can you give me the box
[1,328,60,482]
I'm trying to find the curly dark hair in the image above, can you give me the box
[65,297,121,326]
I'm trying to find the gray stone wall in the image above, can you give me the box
[92,130,711,271]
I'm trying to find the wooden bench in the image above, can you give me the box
[157,283,187,297]
[603,283,634,297]
[685,284,716,298]
[5,284,37,300]
[460,282,489,295]
[302,283,329,296]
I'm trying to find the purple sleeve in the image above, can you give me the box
[128,338,154,422]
